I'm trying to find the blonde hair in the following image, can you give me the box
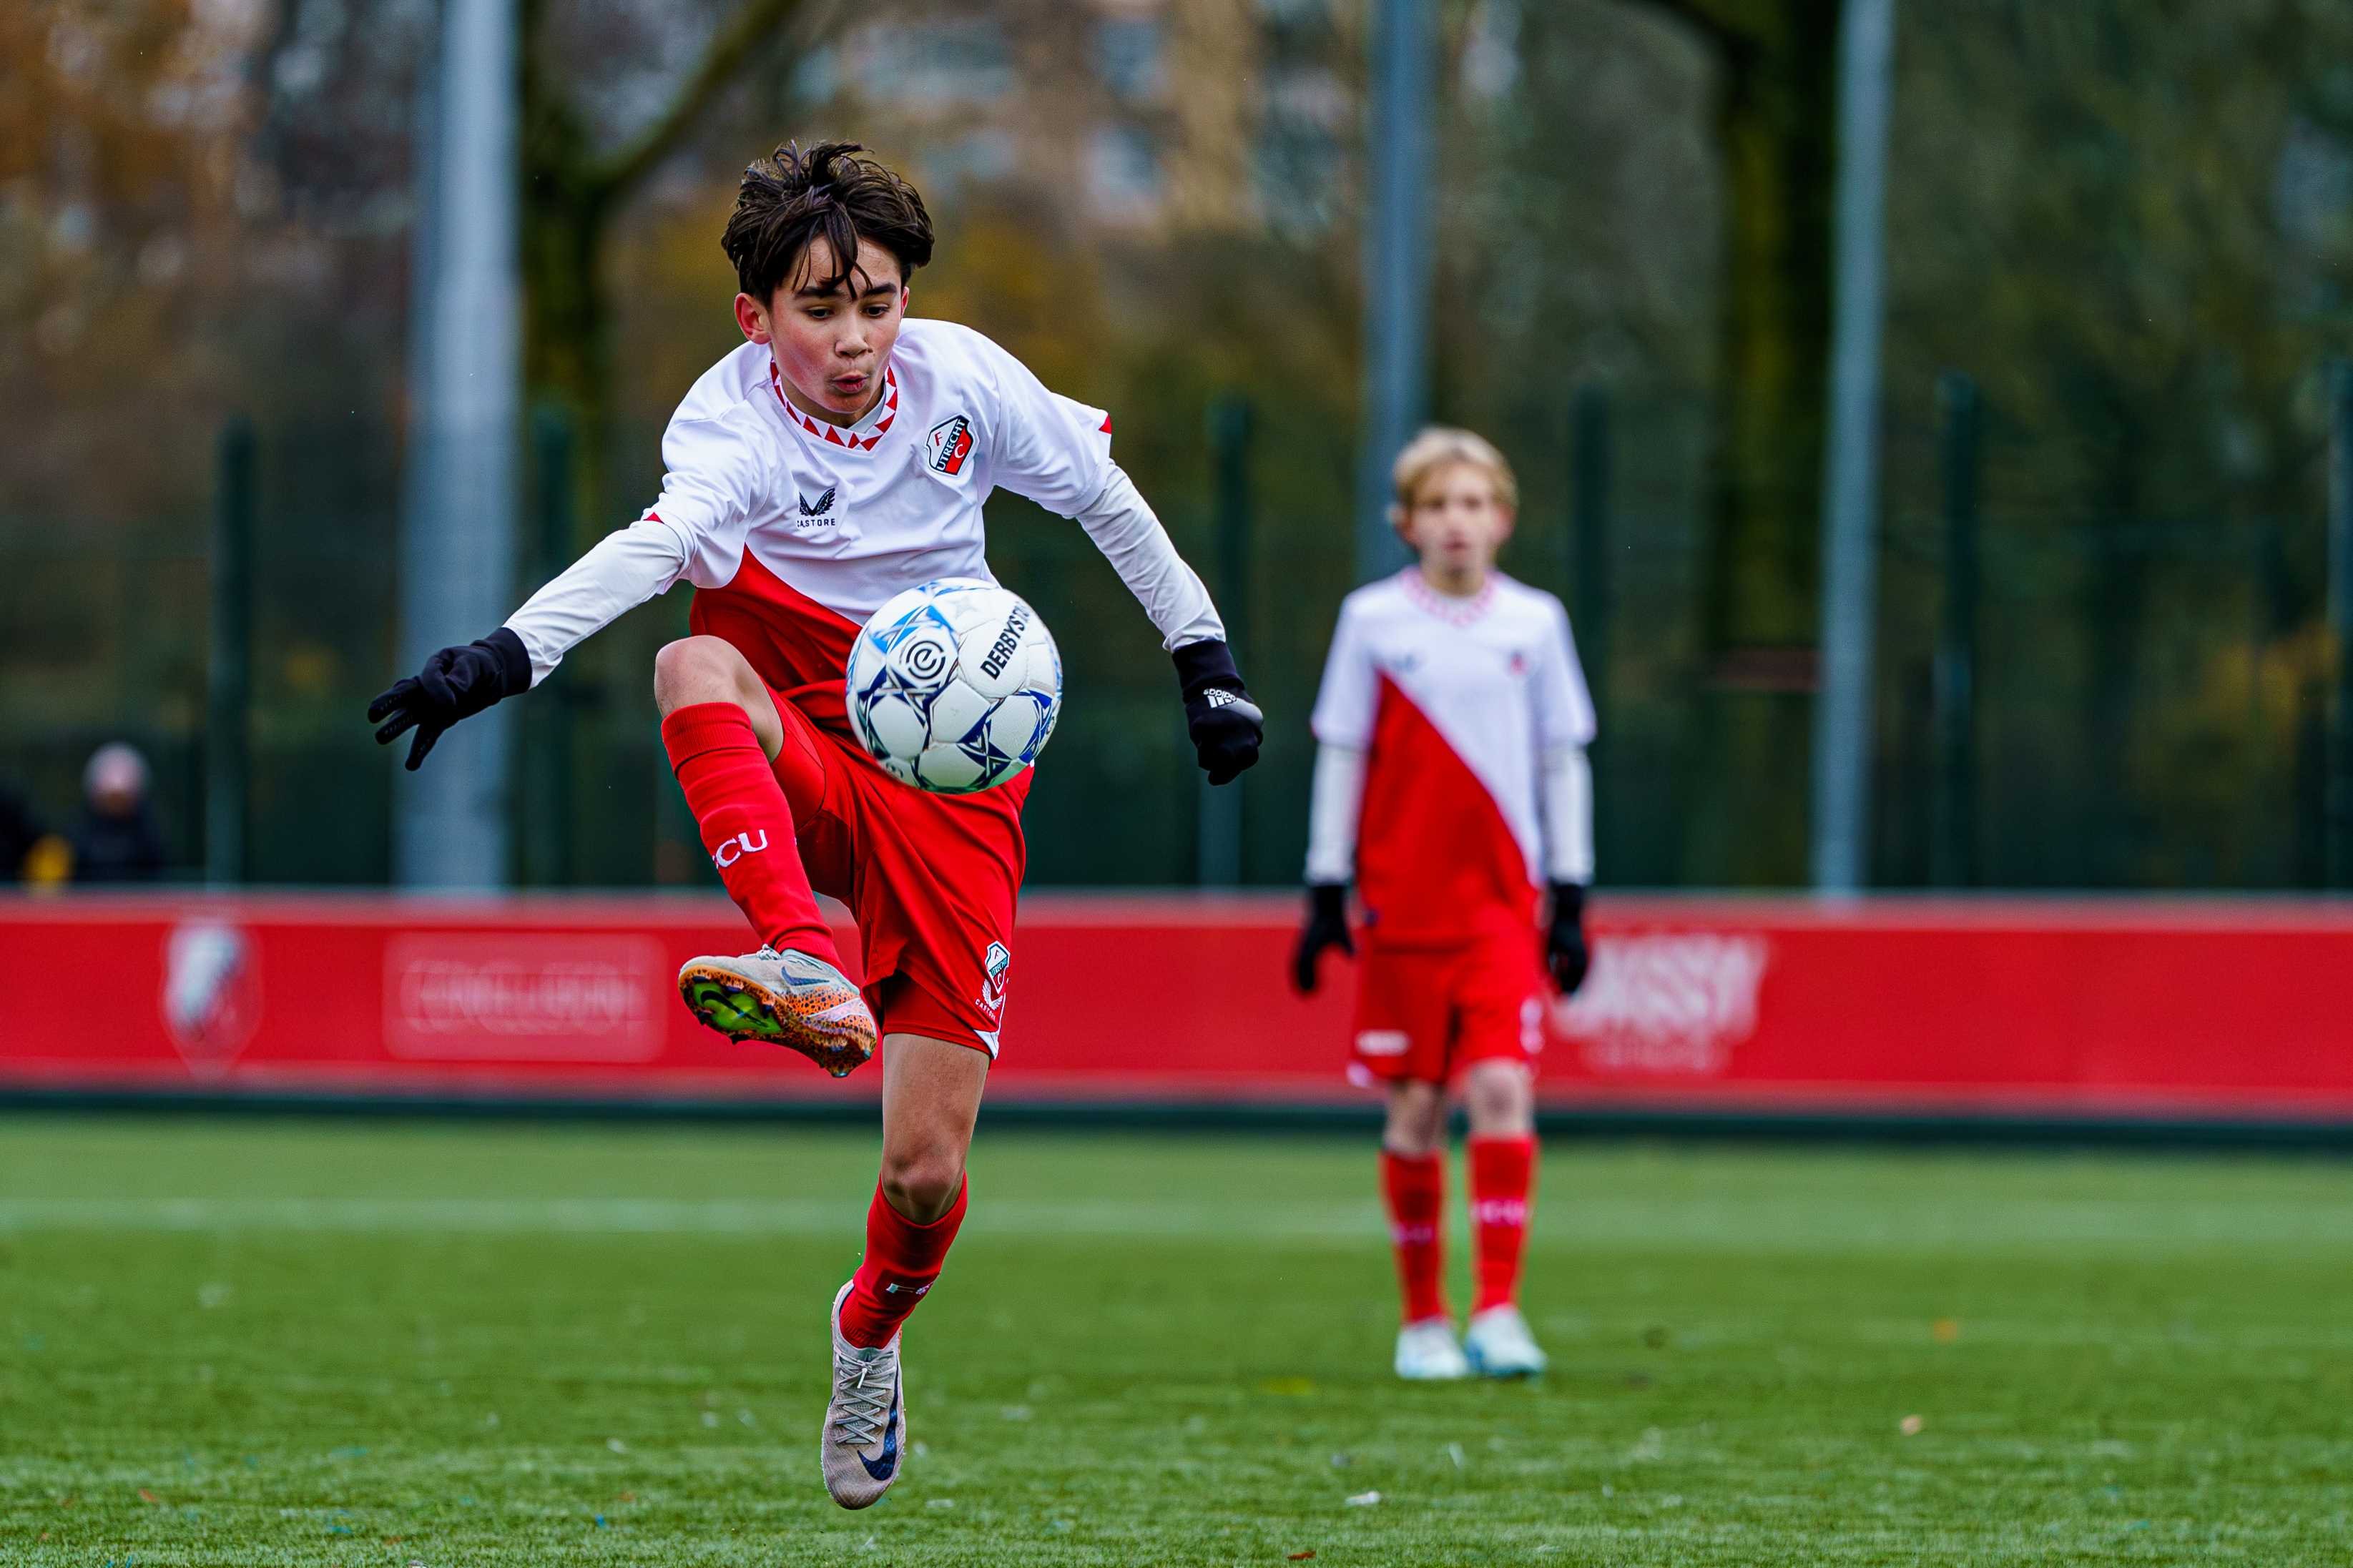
[1388,426,1518,526]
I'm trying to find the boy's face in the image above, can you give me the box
[734,235,907,420]
[1397,460,1514,579]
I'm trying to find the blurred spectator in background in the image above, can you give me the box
[71,744,168,884]
[0,774,72,889]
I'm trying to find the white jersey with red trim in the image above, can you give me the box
[1307,568,1593,945]
[500,317,1224,683]
[646,317,1115,621]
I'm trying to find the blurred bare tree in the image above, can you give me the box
[523,0,816,527]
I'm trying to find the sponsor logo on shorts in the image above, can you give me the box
[712,829,767,869]
[1355,1029,1410,1057]
[976,940,1012,1017]
[926,415,974,475]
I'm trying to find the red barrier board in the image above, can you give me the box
[3,892,2352,1120]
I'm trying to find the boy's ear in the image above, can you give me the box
[734,291,772,345]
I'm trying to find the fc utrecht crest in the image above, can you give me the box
[927,415,974,475]
[976,940,1011,1016]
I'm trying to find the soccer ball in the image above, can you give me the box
[847,578,1063,794]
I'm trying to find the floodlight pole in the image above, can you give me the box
[1354,0,1433,584]
[1809,0,1897,894]
[393,0,521,889]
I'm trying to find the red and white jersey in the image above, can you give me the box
[1309,568,1593,947]
[646,317,1115,621]
[502,315,1222,689]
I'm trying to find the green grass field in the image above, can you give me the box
[1,1119,2351,1564]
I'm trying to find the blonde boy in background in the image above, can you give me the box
[1293,428,1596,1379]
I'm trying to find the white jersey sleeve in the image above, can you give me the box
[1307,595,1380,749]
[1532,596,1597,883]
[1531,596,1597,750]
[1303,742,1366,884]
[971,331,1115,516]
[1072,466,1224,650]
[642,365,780,592]
[502,520,688,686]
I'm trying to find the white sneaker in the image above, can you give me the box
[1463,1303,1548,1377]
[820,1281,905,1509]
[678,947,877,1078]
[1395,1317,1470,1380]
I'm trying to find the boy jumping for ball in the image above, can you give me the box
[368,144,1262,1505]
[1293,428,1592,1380]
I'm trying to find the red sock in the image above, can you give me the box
[1469,1135,1536,1314]
[1381,1150,1448,1326]
[660,702,835,962]
[840,1178,968,1348]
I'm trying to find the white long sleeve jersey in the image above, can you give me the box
[502,318,1223,684]
[1304,568,1594,946]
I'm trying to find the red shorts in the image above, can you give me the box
[690,554,1025,1059]
[1350,935,1546,1086]
[761,681,1026,1057]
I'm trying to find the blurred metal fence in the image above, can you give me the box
[1,394,2342,893]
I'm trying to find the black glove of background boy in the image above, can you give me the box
[1548,882,1591,995]
[1292,883,1353,994]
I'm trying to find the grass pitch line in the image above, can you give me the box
[0,1195,1390,1236]
[4,1191,2351,1248]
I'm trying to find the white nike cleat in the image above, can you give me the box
[821,1281,906,1509]
[1464,1303,1548,1378]
[678,947,878,1078]
[1395,1317,1471,1380]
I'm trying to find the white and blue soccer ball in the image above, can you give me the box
[848,578,1062,794]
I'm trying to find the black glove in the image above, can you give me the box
[368,627,532,771]
[1548,882,1591,995]
[1173,638,1263,786]
[1293,882,1354,994]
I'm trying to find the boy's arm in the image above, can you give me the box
[1292,601,1375,993]
[1534,596,1598,992]
[1293,741,1364,993]
[368,521,687,771]
[973,329,1262,784]
[370,405,753,770]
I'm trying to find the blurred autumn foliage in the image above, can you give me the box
[4,0,2353,890]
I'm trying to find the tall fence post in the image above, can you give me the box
[2327,358,2353,889]
[206,415,255,887]
[1199,394,1251,887]
[520,404,574,887]
[1569,384,1612,747]
[1931,372,1980,889]
[1352,0,1432,584]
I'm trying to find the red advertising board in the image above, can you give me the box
[3,891,2352,1121]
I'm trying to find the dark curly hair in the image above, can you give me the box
[721,141,935,303]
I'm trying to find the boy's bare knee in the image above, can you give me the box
[879,1150,965,1223]
[653,636,754,714]
[1382,1080,1445,1158]
[1463,1060,1533,1136]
